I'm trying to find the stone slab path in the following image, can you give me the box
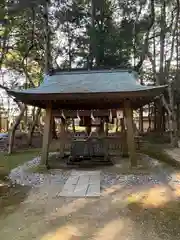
[59,170,100,197]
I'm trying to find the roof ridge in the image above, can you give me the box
[49,69,135,76]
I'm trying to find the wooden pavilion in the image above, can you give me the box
[8,69,167,167]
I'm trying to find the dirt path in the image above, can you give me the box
[0,176,180,240]
[0,156,180,240]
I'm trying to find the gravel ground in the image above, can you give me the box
[9,153,70,187]
[0,153,179,240]
[8,153,169,189]
[8,152,176,189]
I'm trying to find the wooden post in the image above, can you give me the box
[59,118,66,157]
[139,107,144,133]
[98,118,105,137]
[105,121,109,136]
[85,116,91,136]
[72,118,76,134]
[41,104,52,166]
[124,100,137,167]
[121,117,128,157]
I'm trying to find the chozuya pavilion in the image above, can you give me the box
[8,69,167,167]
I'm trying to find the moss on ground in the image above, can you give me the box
[141,143,180,168]
[28,164,49,173]
[0,148,41,180]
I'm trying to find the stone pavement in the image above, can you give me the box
[59,170,100,197]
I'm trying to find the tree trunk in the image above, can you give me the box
[27,108,41,146]
[88,0,96,69]
[154,102,157,131]
[156,100,163,132]
[8,104,26,154]
[168,84,178,147]
[0,114,1,132]
[177,104,180,135]
[44,0,51,74]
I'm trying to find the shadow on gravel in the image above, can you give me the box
[127,199,180,240]
[39,182,180,240]
[0,184,30,217]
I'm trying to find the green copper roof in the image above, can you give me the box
[10,69,165,94]
[8,69,167,110]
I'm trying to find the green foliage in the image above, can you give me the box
[54,0,137,68]
[1,0,180,91]
[1,2,46,88]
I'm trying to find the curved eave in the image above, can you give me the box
[7,85,167,110]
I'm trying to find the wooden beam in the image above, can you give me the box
[41,104,52,166]
[124,100,137,167]
[52,109,117,118]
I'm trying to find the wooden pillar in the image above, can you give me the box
[139,107,144,133]
[41,104,52,166]
[59,118,66,157]
[84,116,91,136]
[98,118,105,137]
[105,121,109,136]
[52,117,57,139]
[120,117,128,157]
[86,126,91,136]
[72,118,76,134]
[124,100,137,167]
